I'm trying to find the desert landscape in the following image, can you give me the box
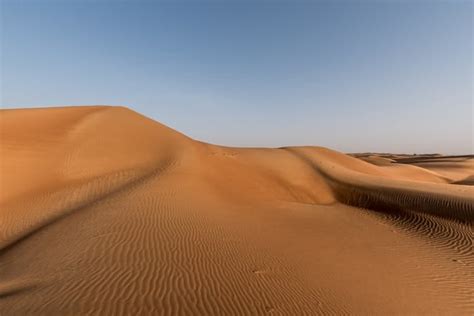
[0,106,472,315]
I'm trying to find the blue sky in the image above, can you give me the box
[1,0,472,153]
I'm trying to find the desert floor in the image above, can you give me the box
[1,106,473,315]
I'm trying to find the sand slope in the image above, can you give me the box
[1,106,473,315]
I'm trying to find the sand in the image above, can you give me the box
[1,106,473,315]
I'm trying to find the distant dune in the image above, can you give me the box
[1,106,473,315]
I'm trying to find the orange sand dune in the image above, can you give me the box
[1,106,473,315]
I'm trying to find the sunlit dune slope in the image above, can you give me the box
[1,106,473,315]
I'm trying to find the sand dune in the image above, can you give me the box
[1,106,473,315]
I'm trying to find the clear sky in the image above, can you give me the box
[1,0,472,154]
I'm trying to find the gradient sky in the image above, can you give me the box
[1,0,472,154]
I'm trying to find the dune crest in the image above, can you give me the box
[1,106,473,315]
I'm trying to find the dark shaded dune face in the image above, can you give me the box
[453,175,474,186]
[1,106,473,315]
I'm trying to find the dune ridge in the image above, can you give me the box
[1,106,473,315]
[284,147,473,221]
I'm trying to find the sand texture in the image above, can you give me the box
[1,106,473,315]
